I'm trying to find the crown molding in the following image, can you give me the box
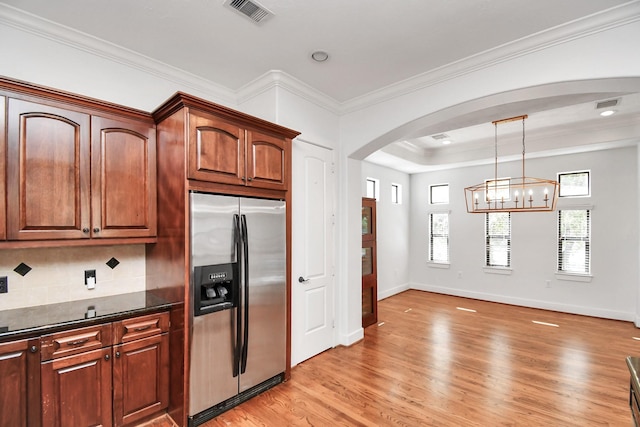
[341,1,640,114]
[0,3,237,106]
[236,70,342,114]
[2,1,638,116]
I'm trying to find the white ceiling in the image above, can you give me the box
[3,0,639,172]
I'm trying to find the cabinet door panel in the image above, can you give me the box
[0,340,28,427]
[6,99,90,240]
[247,130,287,190]
[113,334,169,427]
[188,111,245,185]
[41,347,112,427]
[91,116,157,238]
[0,96,5,241]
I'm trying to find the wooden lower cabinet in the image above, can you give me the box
[40,312,170,427]
[41,347,113,427]
[0,338,40,427]
[113,333,169,427]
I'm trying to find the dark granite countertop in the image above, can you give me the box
[0,291,176,342]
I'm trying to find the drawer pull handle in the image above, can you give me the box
[67,338,89,346]
[133,325,151,332]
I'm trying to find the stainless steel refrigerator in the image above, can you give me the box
[188,192,286,426]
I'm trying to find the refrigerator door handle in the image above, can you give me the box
[233,214,242,378]
[240,214,250,374]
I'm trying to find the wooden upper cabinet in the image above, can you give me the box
[91,116,157,238]
[6,98,91,241]
[1,78,157,244]
[247,130,287,190]
[188,110,245,186]
[187,109,288,190]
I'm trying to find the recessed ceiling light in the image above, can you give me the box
[442,140,451,145]
[311,51,329,62]
[600,110,616,117]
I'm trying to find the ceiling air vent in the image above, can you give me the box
[595,99,619,109]
[430,133,450,141]
[225,0,273,24]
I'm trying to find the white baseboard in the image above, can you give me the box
[378,283,410,301]
[409,282,636,323]
[338,327,364,347]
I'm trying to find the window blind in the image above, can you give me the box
[486,212,511,267]
[429,212,449,263]
[558,209,590,274]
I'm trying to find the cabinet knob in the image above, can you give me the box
[82,228,90,233]
[30,345,38,353]
[104,354,110,361]
[93,227,100,233]
[241,176,246,181]
[247,177,253,182]
[115,351,121,358]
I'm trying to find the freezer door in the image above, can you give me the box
[190,192,239,267]
[239,198,287,392]
[189,192,240,416]
[189,310,238,415]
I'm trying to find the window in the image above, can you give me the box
[486,212,511,268]
[430,184,449,204]
[429,212,449,263]
[485,178,510,202]
[366,177,379,200]
[559,171,590,197]
[391,183,402,204]
[558,209,590,274]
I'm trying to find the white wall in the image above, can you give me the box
[0,14,236,111]
[410,146,638,320]
[340,16,640,336]
[361,162,411,299]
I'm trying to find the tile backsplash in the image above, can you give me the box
[0,245,146,310]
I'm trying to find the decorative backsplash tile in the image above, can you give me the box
[106,257,120,269]
[0,245,146,310]
[14,262,32,276]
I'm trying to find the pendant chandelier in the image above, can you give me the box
[464,115,559,213]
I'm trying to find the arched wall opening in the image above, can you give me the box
[350,77,640,163]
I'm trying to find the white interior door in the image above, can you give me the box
[291,140,335,366]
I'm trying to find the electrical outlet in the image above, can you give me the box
[84,270,96,285]
[0,276,7,294]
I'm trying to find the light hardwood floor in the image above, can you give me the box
[203,290,638,426]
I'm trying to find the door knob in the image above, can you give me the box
[298,276,309,283]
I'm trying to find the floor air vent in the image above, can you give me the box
[225,0,273,24]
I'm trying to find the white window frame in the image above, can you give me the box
[558,170,591,198]
[391,183,402,204]
[557,208,591,278]
[430,183,449,204]
[366,177,380,200]
[428,211,450,265]
[485,212,511,269]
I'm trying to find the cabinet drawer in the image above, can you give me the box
[41,324,112,361]
[113,312,170,344]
